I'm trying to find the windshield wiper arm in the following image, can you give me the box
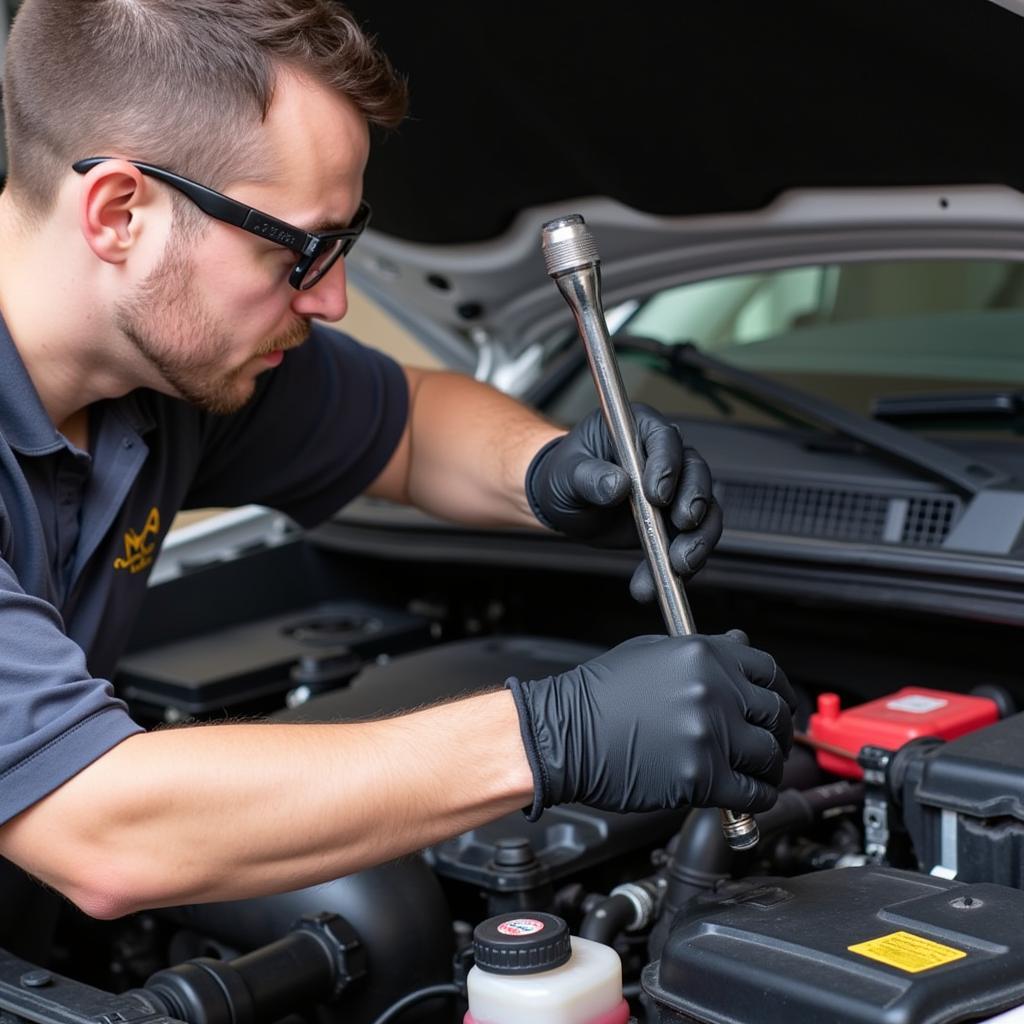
[616,336,1009,497]
[874,390,1024,422]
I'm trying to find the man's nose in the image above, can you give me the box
[291,258,349,322]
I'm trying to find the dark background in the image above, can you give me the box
[345,0,1024,242]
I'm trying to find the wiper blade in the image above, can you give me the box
[874,390,1024,422]
[615,336,1009,497]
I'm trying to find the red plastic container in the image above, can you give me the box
[807,687,998,779]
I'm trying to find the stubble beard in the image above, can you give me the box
[114,239,310,415]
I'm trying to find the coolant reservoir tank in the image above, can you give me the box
[465,912,630,1024]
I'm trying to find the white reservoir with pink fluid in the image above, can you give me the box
[464,912,630,1024]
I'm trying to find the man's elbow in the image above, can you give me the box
[0,741,171,919]
[63,871,142,921]
[1,810,153,920]
[17,844,150,920]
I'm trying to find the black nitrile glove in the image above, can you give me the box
[525,404,724,603]
[506,631,795,821]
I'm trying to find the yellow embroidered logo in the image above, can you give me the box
[113,507,161,574]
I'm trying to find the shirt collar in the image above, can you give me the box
[117,389,157,437]
[0,314,156,456]
[0,313,65,456]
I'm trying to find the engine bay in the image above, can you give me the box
[2,521,1024,1024]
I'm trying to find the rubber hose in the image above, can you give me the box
[649,780,864,961]
[578,893,637,945]
[756,781,864,840]
[367,983,462,1024]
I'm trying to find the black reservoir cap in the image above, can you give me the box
[472,913,571,975]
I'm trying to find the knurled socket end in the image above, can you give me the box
[541,214,600,277]
[720,811,760,851]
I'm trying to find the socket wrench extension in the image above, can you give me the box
[540,214,758,852]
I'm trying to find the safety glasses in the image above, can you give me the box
[72,157,371,290]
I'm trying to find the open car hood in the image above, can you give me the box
[342,0,1024,379]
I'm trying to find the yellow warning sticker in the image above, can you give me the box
[848,931,967,973]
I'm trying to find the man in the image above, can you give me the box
[0,0,794,920]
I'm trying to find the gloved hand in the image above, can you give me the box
[525,404,723,602]
[506,631,795,820]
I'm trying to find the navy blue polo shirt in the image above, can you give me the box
[0,318,408,825]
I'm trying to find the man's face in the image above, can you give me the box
[114,69,370,414]
[114,229,311,415]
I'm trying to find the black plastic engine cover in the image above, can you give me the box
[644,867,1024,1024]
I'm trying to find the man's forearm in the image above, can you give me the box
[0,690,533,918]
[369,367,565,527]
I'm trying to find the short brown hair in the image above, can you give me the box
[3,0,408,217]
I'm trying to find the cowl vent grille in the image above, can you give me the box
[718,480,961,548]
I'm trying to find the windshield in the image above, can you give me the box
[545,258,1024,437]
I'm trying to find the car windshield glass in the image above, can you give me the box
[545,258,1024,438]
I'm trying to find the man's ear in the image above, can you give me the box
[77,160,158,265]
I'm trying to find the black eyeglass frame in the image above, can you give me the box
[72,157,371,290]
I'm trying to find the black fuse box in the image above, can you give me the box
[645,867,1024,1024]
[896,712,1024,889]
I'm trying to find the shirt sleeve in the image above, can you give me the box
[183,325,409,526]
[0,558,143,827]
